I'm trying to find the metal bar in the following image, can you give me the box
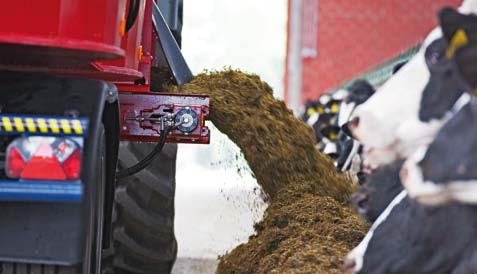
[0,180,83,202]
[152,1,194,85]
[287,0,304,115]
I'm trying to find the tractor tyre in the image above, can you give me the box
[112,143,178,274]
[111,1,182,273]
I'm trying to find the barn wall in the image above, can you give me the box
[286,0,461,106]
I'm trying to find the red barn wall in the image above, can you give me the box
[287,0,461,105]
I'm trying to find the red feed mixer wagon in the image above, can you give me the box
[0,1,209,273]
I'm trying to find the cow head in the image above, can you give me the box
[311,112,335,142]
[348,28,445,167]
[339,80,375,128]
[349,4,477,168]
[351,161,404,222]
[345,191,477,274]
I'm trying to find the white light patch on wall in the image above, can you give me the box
[181,0,287,99]
[302,0,319,58]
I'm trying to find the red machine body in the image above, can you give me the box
[0,0,209,144]
[0,0,150,88]
[0,1,125,69]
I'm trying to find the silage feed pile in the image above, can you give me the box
[170,70,368,273]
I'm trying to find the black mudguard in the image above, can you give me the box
[0,71,119,265]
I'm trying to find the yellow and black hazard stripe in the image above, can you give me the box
[0,115,88,136]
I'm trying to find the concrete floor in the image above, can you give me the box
[173,131,268,274]
[172,258,218,274]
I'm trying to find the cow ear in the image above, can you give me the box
[446,29,468,59]
[439,7,477,50]
[439,7,477,85]
[439,8,471,58]
[439,7,469,41]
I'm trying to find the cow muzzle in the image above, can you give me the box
[351,191,370,215]
[347,116,360,136]
[343,257,358,274]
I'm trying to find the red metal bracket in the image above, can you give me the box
[119,92,210,144]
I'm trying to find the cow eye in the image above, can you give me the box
[425,39,446,67]
[429,51,442,65]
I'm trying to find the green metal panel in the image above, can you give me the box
[340,44,421,89]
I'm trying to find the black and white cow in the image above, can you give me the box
[401,99,477,205]
[396,8,477,205]
[304,94,329,127]
[306,92,342,144]
[348,1,477,168]
[336,80,375,172]
[351,161,404,222]
[345,191,477,274]
[339,80,376,128]
[311,112,333,140]
[302,99,318,122]
[316,90,349,156]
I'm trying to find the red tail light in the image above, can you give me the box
[6,147,26,178]
[5,137,82,181]
[62,149,82,180]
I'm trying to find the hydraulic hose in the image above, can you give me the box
[116,126,172,179]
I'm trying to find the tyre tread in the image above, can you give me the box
[112,143,178,274]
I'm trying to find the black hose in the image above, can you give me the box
[116,126,171,179]
[125,0,140,32]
